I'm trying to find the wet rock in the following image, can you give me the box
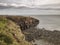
[23,28,60,45]
[25,34,34,42]
[33,44,37,45]
[6,16,39,30]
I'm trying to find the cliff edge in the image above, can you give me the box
[0,16,32,45]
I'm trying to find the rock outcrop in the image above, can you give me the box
[6,16,39,30]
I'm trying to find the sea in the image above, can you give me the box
[31,15,60,31]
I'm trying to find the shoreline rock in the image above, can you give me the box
[23,28,60,45]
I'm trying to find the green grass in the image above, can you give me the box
[0,17,7,29]
[0,32,14,45]
[0,19,14,45]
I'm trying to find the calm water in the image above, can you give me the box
[31,15,60,31]
[0,8,60,15]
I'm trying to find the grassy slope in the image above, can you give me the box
[0,16,32,45]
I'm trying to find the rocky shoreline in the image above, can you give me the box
[6,16,60,45]
[0,16,39,45]
[0,16,60,45]
[23,28,60,45]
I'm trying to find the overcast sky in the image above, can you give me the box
[0,0,60,5]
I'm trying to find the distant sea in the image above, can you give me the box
[0,8,60,15]
[31,15,60,31]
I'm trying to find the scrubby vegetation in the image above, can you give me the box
[0,16,32,45]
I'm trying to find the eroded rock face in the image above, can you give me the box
[6,16,39,30]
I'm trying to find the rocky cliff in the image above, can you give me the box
[6,16,39,30]
[0,16,39,45]
[0,16,33,45]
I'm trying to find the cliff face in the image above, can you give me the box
[0,16,32,45]
[6,16,39,30]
